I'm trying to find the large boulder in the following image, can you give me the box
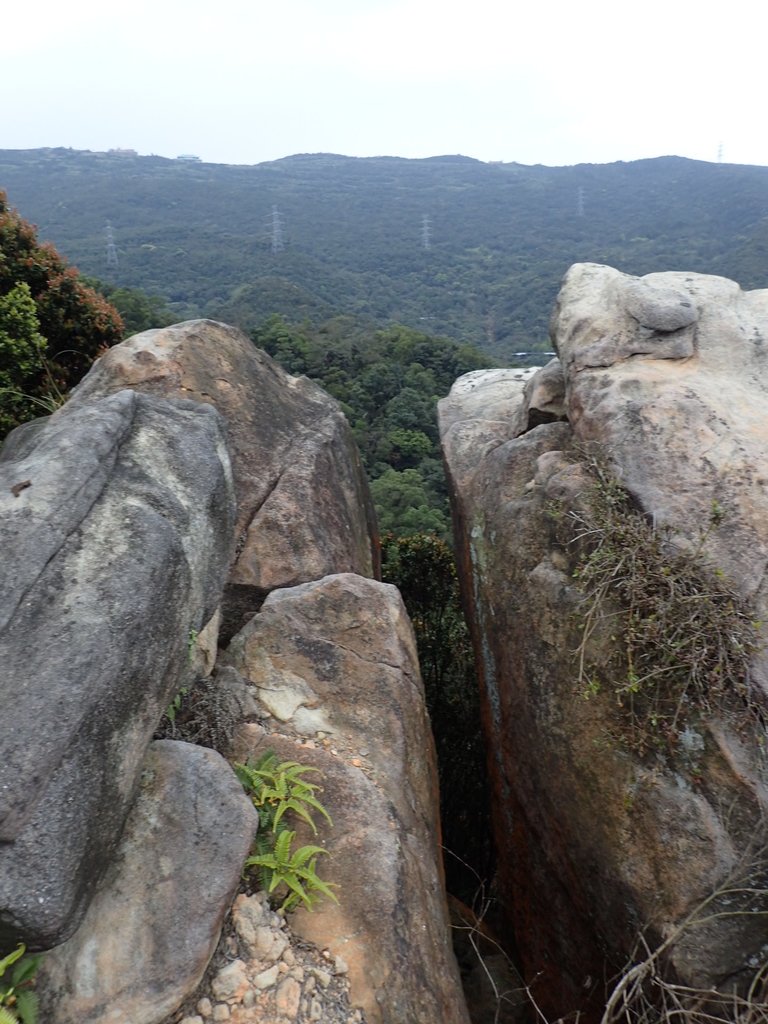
[0,390,235,948]
[37,741,258,1024]
[439,265,768,1019]
[67,319,379,637]
[225,573,471,1024]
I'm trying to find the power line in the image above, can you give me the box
[421,214,432,251]
[270,205,284,253]
[105,221,119,269]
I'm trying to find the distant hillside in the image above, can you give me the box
[2,148,768,359]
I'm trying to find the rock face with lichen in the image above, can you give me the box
[439,264,768,1020]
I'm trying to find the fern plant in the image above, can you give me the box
[245,829,337,912]
[235,751,337,911]
[0,945,40,1024]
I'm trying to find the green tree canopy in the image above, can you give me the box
[89,282,175,337]
[253,316,490,536]
[0,282,49,435]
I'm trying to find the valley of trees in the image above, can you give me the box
[3,147,768,361]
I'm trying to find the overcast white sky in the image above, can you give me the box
[3,0,766,168]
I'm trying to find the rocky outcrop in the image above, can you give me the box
[0,318,464,1024]
[440,264,768,1019]
[225,573,471,1024]
[66,319,379,637]
[37,741,257,1024]
[0,390,235,949]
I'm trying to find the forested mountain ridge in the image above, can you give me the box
[2,147,768,359]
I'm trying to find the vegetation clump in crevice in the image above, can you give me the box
[563,447,761,753]
[235,751,337,912]
[153,674,244,756]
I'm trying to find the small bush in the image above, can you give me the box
[563,447,760,752]
[154,674,243,755]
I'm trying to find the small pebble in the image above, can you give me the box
[275,977,302,1017]
[196,997,212,1017]
[309,998,324,1021]
[211,960,248,1003]
[212,1005,230,1022]
[253,964,280,990]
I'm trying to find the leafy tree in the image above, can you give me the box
[0,191,123,438]
[369,468,449,537]
[89,282,174,336]
[0,283,49,435]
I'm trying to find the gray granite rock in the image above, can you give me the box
[0,390,235,948]
[37,741,257,1024]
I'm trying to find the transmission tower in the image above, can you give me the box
[717,142,724,163]
[576,187,585,217]
[270,206,285,254]
[105,221,119,270]
[421,214,432,251]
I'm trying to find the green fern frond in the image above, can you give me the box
[0,1006,19,1024]
[288,844,328,869]
[11,957,39,989]
[13,990,37,1024]
[298,868,338,905]
[293,791,333,827]
[0,946,25,979]
[273,797,319,833]
[273,828,295,863]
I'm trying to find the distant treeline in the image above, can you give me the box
[3,148,768,360]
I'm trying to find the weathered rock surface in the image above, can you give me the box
[37,741,257,1024]
[224,573,471,1024]
[67,319,379,637]
[0,390,235,949]
[439,265,768,1019]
